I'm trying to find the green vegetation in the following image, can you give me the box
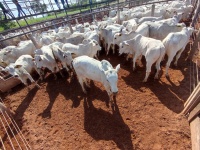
[0,0,120,32]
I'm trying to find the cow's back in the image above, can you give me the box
[73,56,103,82]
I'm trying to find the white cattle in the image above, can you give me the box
[50,44,73,73]
[0,40,36,67]
[83,30,100,45]
[55,26,72,39]
[56,32,85,45]
[0,55,40,89]
[99,25,127,54]
[155,13,183,25]
[122,18,138,32]
[34,44,65,80]
[72,55,120,105]
[109,10,117,17]
[113,22,149,48]
[62,40,101,59]
[75,24,84,33]
[145,22,186,40]
[119,34,165,82]
[162,27,194,77]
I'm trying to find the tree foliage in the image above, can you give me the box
[30,0,47,13]
[0,20,16,30]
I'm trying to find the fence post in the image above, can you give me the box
[75,19,79,24]
[68,23,74,34]
[27,33,41,49]
[151,4,155,17]
[117,9,121,24]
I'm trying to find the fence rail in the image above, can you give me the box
[0,0,173,44]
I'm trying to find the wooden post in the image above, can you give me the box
[68,23,74,34]
[151,4,155,17]
[117,9,121,24]
[27,33,41,49]
[183,83,200,115]
[187,29,200,61]
[75,19,79,24]
[190,116,200,150]
[191,0,200,27]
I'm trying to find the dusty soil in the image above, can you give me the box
[0,44,196,150]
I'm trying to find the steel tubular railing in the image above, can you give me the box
[0,0,173,44]
[0,98,31,150]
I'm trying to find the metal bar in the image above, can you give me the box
[0,0,174,43]
[0,135,6,150]
[0,116,15,150]
[0,98,31,150]
[0,110,23,150]
[5,112,30,150]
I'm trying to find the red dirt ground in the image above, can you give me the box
[0,44,196,150]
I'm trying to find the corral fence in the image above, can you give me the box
[0,0,200,149]
[182,0,200,149]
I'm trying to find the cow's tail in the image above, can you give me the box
[157,45,166,65]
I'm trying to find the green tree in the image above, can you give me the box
[30,0,47,13]
[0,20,16,30]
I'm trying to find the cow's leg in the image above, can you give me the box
[154,60,161,79]
[174,48,184,66]
[94,54,99,60]
[83,78,90,88]
[25,73,40,88]
[106,43,111,55]
[78,77,87,94]
[132,53,140,71]
[62,63,71,76]
[104,84,114,106]
[136,55,143,67]
[126,54,130,61]
[143,60,153,82]
[35,68,44,80]
[112,44,115,54]
[165,53,175,77]
[53,67,59,80]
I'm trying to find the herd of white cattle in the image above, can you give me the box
[0,0,195,104]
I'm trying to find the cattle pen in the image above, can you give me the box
[0,0,200,149]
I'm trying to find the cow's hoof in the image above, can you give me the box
[142,79,147,83]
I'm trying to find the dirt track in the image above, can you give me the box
[0,45,194,149]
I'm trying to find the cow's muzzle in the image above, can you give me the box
[113,91,118,96]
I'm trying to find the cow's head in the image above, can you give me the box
[119,41,130,55]
[92,40,102,51]
[103,64,120,96]
[62,51,74,68]
[113,33,122,45]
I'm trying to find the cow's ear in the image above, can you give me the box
[57,48,63,55]
[38,56,42,61]
[63,54,66,58]
[115,64,120,72]
[15,65,22,68]
[71,53,76,57]
[4,50,12,55]
[124,41,129,46]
